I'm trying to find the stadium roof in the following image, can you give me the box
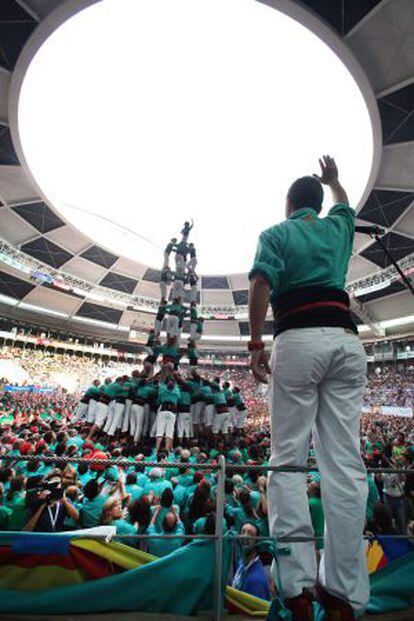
[0,0,413,348]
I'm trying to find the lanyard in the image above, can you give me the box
[47,504,60,531]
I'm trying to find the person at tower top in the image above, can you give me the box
[248,156,367,621]
[181,219,194,241]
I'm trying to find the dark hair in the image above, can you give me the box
[287,176,323,213]
[7,475,25,502]
[78,463,88,475]
[160,487,174,509]
[203,511,216,535]
[239,489,256,519]
[188,485,210,523]
[126,472,137,485]
[83,479,100,501]
[225,478,234,494]
[128,496,152,530]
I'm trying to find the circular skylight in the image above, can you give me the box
[17,0,374,274]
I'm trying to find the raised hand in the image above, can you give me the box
[313,155,338,185]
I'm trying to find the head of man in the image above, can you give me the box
[286,175,324,218]
[241,522,259,556]
[163,511,178,532]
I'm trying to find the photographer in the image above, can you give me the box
[23,475,79,533]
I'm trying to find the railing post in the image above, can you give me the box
[213,454,226,621]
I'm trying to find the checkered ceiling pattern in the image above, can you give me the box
[0,0,413,344]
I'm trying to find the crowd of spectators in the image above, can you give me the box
[0,345,413,600]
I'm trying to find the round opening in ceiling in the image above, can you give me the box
[16,0,374,274]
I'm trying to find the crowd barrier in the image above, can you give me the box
[0,454,413,620]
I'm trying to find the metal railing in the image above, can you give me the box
[0,453,413,621]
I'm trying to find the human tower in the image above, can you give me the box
[144,220,203,373]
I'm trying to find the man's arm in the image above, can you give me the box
[248,273,271,383]
[313,155,349,205]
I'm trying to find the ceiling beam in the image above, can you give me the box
[350,296,385,337]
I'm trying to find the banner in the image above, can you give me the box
[380,406,412,418]
[4,385,54,394]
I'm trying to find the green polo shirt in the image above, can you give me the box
[158,382,181,406]
[249,203,354,303]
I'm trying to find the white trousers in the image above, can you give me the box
[160,282,168,300]
[171,279,184,299]
[267,328,369,611]
[86,399,98,424]
[186,257,197,271]
[121,399,133,433]
[105,402,125,436]
[73,401,88,422]
[177,411,193,438]
[203,404,215,427]
[154,317,165,336]
[190,322,197,339]
[192,401,204,425]
[190,285,198,304]
[130,403,145,442]
[95,401,109,428]
[175,254,185,277]
[156,410,176,439]
[166,314,179,338]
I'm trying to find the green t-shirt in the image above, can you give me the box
[212,391,227,406]
[6,493,28,531]
[80,494,108,528]
[158,383,181,406]
[249,204,354,303]
[126,484,144,502]
[0,505,12,529]
[113,518,136,536]
[147,522,185,557]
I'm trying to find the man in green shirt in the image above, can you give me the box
[156,379,181,453]
[248,157,368,621]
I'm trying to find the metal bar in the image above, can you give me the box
[374,234,414,295]
[213,454,226,621]
[0,531,413,542]
[0,454,410,475]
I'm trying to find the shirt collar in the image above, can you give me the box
[288,207,318,221]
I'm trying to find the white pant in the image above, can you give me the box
[130,403,145,442]
[105,401,125,436]
[267,328,368,611]
[162,251,170,269]
[187,257,197,271]
[156,410,176,439]
[177,411,193,438]
[175,254,185,276]
[95,401,109,428]
[213,412,229,435]
[192,401,204,425]
[171,279,184,299]
[154,317,165,336]
[121,399,133,433]
[160,282,168,300]
[203,404,215,427]
[190,322,197,339]
[190,285,198,304]
[73,401,88,422]
[235,408,247,429]
[166,314,179,337]
[86,399,98,424]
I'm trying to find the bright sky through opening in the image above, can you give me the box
[18,0,373,274]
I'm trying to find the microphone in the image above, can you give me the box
[354,225,385,236]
